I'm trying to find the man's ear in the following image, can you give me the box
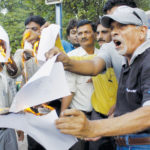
[67,35,70,41]
[139,26,148,41]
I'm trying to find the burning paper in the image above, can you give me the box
[0,110,77,150]
[0,26,11,62]
[10,55,70,112]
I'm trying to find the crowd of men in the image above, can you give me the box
[0,0,150,150]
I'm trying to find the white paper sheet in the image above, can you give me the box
[37,24,60,61]
[10,55,70,112]
[0,110,77,150]
[0,26,11,62]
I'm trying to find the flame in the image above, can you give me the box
[24,107,41,116]
[21,32,31,48]
[42,104,55,110]
[24,104,54,116]
[21,53,28,83]
[33,41,39,54]
[24,32,31,40]
[21,40,39,82]
[0,45,13,64]
[21,33,40,82]
[33,40,39,64]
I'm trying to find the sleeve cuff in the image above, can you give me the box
[143,100,150,106]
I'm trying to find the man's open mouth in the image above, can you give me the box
[113,40,122,48]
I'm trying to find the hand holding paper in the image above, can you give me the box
[0,111,77,150]
[37,24,60,61]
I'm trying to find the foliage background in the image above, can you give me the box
[0,0,149,53]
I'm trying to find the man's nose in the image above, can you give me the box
[75,33,78,39]
[81,33,87,38]
[111,28,118,37]
[99,33,103,39]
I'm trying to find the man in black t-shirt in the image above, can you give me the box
[55,6,150,150]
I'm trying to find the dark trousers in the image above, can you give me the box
[69,139,89,150]
[27,135,45,150]
[89,110,116,150]
[69,110,91,150]
[48,99,61,116]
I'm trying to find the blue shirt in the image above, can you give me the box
[61,40,75,53]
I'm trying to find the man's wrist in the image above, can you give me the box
[88,120,103,138]
[66,58,74,71]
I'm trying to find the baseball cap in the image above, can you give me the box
[101,6,148,28]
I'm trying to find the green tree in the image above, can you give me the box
[0,0,150,53]
[0,0,55,53]
[62,0,150,39]
[135,0,150,10]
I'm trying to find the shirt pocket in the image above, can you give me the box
[125,88,141,108]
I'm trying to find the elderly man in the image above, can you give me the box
[89,17,117,150]
[55,6,150,149]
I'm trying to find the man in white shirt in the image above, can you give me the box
[61,19,99,150]
[61,20,99,113]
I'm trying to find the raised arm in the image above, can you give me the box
[45,47,106,76]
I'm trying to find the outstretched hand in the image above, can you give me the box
[45,47,61,60]
[55,109,93,138]
[45,47,71,70]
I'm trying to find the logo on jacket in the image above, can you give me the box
[126,88,137,93]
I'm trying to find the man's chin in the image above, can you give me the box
[98,41,105,47]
